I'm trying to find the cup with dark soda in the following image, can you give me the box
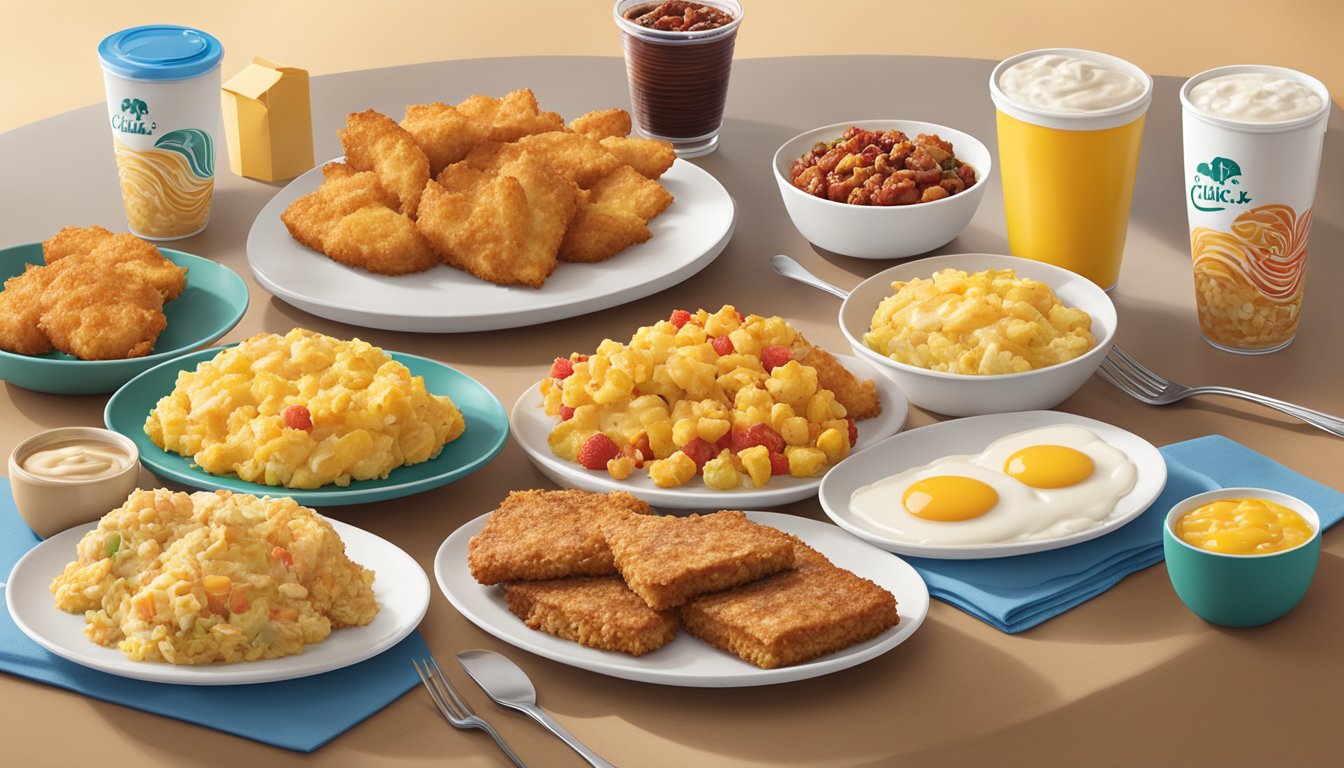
[613,0,743,158]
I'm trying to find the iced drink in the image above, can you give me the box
[1181,66,1329,354]
[614,0,743,158]
[98,25,223,240]
[990,49,1153,290]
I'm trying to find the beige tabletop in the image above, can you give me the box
[2,54,1342,767]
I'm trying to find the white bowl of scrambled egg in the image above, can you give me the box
[839,253,1116,416]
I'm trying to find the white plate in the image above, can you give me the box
[510,354,909,509]
[435,510,928,687]
[247,159,735,332]
[5,518,430,685]
[818,411,1168,559]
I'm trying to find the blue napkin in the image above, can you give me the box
[906,435,1343,634]
[0,477,427,752]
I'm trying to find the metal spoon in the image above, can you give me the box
[771,253,851,299]
[457,650,616,768]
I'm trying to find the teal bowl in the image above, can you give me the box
[1163,488,1320,628]
[0,242,249,394]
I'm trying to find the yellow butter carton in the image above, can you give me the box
[221,56,314,181]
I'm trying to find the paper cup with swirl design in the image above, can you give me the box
[99,25,223,241]
[1181,65,1330,354]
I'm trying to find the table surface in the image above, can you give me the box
[2,55,1341,768]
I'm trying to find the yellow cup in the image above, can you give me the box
[990,50,1153,290]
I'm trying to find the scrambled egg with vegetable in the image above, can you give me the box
[145,329,466,489]
[543,306,872,490]
[50,489,378,665]
[863,268,1095,375]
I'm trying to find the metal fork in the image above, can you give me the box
[414,657,527,767]
[1098,344,1344,438]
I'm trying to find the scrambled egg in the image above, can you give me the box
[50,489,378,665]
[863,268,1095,375]
[543,306,856,490]
[145,329,466,489]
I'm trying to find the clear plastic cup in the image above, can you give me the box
[614,0,743,159]
[990,49,1153,291]
[1180,65,1330,354]
[98,25,223,241]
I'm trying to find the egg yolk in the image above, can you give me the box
[1004,444,1094,489]
[1175,498,1313,555]
[903,476,999,521]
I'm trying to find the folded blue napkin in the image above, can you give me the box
[906,435,1343,634]
[0,477,427,753]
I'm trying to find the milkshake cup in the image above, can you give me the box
[98,25,223,240]
[990,49,1153,290]
[1181,65,1330,354]
[614,0,743,159]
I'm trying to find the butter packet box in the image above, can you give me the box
[221,56,315,181]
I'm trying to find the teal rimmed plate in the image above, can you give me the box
[0,242,249,394]
[104,346,509,506]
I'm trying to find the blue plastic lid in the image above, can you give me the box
[98,25,223,81]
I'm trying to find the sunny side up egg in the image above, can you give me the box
[849,425,1137,546]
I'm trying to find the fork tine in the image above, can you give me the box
[415,659,460,723]
[1108,345,1167,389]
[429,656,475,717]
[1101,355,1163,398]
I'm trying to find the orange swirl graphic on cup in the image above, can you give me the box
[1191,204,1311,350]
[114,136,213,239]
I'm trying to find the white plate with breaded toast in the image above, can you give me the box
[434,510,929,687]
[510,354,908,510]
[247,158,734,333]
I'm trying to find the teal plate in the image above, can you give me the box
[0,242,249,394]
[104,346,509,506]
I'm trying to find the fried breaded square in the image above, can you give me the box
[322,205,439,276]
[82,233,188,303]
[468,490,652,585]
[570,109,633,140]
[599,136,677,180]
[504,576,678,656]
[401,102,492,177]
[42,225,114,263]
[791,333,883,420]
[680,541,899,669]
[514,132,623,188]
[559,166,673,263]
[456,88,565,142]
[416,152,579,288]
[282,170,399,252]
[602,511,796,611]
[339,110,431,217]
[0,264,55,355]
[39,262,165,360]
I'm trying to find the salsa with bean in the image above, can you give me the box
[623,1,735,32]
[789,127,977,206]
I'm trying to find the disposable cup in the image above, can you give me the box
[614,0,743,158]
[98,25,223,241]
[990,49,1153,290]
[1180,65,1330,354]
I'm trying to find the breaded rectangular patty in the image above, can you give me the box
[680,541,899,669]
[504,576,678,656]
[468,490,652,585]
[602,510,795,611]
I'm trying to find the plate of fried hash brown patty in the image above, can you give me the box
[435,491,928,687]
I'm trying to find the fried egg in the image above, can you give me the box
[849,425,1137,545]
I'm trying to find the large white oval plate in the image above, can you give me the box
[511,354,908,509]
[435,510,928,687]
[818,411,1167,559]
[6,518,430,685]
[247,158,735,332]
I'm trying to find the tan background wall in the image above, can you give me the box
[1,0,1339,133]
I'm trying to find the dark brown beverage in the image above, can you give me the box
[615,0,742,158]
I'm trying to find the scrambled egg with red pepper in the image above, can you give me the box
[144,328,466,489]
[50,489,378,664]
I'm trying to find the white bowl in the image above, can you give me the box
[772,119,992,259]
[838,253,1117,416]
